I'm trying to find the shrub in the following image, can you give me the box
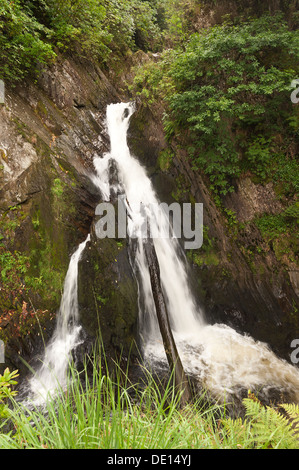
[0,369,19,420]
[0,0,56,82]
[133,13,299,196]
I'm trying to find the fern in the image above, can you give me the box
[280,403,299,436]
[221,394,299,449]
[243,394,299,449]
[222,417,252,447]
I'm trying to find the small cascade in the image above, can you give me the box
[28,235,90,402]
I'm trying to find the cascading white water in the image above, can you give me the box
[94,102,299,404]
[105,103,204,339]
[28,235,90,402]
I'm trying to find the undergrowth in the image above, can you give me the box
[1,356,299,449]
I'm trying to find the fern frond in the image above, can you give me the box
[280,403,299,434]
[221,416,252,448]
[222,417,245,437]
[242,395,299,449]
[243,396,264,420]
[280,403,299,421]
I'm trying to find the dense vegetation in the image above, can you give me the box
[0,0,166,82]
[133,12,299,194]
[1,2,298,209]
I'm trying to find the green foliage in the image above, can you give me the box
[161,0,201,47]
[254,207,298,263]
[0,0,166,83]
[187,225,219,267]
[283,201,299,224]
[0,207,31,292]
[167,14,298,194]
[272,152,299,198]
[51,177,64,198]
[221,392,299,449]
[1,358,299,449]
[134,13,299,196]
[255,210,297,242]
[0,206,56,343]
[0,0,56,82]
[0,369,19,419]
[37,0,112,59]
[243,136,273,181]
[0,249,29,288]
[0,239,55,342]
[242,394,299,449]
[129,0,163,52]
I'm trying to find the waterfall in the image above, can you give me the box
[28,235,90,402]
[94,102,299,404]
[101,103,205,347]
[28,101,299,405]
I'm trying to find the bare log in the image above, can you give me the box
[143,236,191,407]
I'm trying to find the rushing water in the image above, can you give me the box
[28,101,299,405]
[95,102,299,404]
[28,235,90,402]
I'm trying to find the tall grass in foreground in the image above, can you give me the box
[0,356,228,449]
[1,355,299,449]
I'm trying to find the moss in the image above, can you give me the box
[171,174,191,202]
[187,224,220,268]
[0,148,84,312]
[0,202,58,350]
[157,148,174,172]
[11,117,35,143]
[78,233,139,362]
[35,100,49,120]
[188,249,219,268]
[253,211,298,265]
[26,186,74,310]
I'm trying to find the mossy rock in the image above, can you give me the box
[78,223,139,366]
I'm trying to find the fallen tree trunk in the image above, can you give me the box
[143,236,191,408]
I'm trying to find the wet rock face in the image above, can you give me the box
[77,220,139,365]
[224,177,284,223]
